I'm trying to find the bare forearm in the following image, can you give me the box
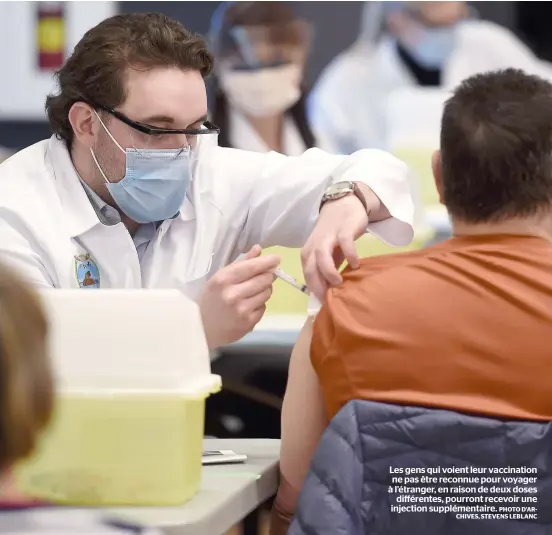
[270,477,299,535]
[269,497,294,535]
[274,319,327,533]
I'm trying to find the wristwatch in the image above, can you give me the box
[320,181,370,214]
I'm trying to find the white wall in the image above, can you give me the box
[0,1,115,120]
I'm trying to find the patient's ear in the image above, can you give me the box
[431,150,445,204]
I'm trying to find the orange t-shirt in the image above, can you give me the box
[311,234,552,422]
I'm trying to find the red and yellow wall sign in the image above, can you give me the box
[36,2,65,70]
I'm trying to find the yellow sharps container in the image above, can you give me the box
[15,290,221,506]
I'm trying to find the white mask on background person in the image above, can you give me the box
[399,24,458,70]
[219,63,302,117]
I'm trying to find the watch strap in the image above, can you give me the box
[351,182,369,214]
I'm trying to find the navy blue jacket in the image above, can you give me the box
[288,400,552,535]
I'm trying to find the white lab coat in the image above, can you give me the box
[227,106,335,155]
[228,107,307,156]
[0,136,414,299]
[309,20,552,154]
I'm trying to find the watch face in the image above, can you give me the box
[325,181,354,199]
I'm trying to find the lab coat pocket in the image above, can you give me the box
[180,253,214,301]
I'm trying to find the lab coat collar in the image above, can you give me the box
[177,195,196,222]
[47,136,196,238]
[47,136,101,238]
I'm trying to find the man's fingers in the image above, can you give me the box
[248,305,266,329]
[238,288,272,319]
[300,242,312,272]
[315,243,343,287]
[307,268,328,303]
[229,272,275,301]
[333,249,346,272]
[226,254,280,284]
[250,287,273,310]
[303,251,328,303]
[338,233,359,269]
[243,244,262,260]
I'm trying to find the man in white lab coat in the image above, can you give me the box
[0,12,414,350]
[309,1,552,154]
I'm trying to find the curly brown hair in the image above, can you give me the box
[45,12,214,145]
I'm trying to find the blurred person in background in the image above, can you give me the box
[209,1,327,155]
[310,1,552,154]
[0,262,156,533]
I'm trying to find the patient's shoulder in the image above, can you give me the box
[331,235,552,313]
[331,240,463,308]
[339,247,430,285]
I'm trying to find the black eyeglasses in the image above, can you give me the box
[94,104,220,137]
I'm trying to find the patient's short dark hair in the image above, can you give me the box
[440,68,552,223]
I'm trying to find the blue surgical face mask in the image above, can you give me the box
[403,25,457,70]
[90,112,192,224]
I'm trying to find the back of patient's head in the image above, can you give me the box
[0,263,53,473]
[439,68,552,223]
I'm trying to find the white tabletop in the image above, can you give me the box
[105,439,280,535]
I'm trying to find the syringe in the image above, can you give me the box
[273,267,309,295]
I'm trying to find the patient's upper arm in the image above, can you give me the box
[279,318,329,512]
